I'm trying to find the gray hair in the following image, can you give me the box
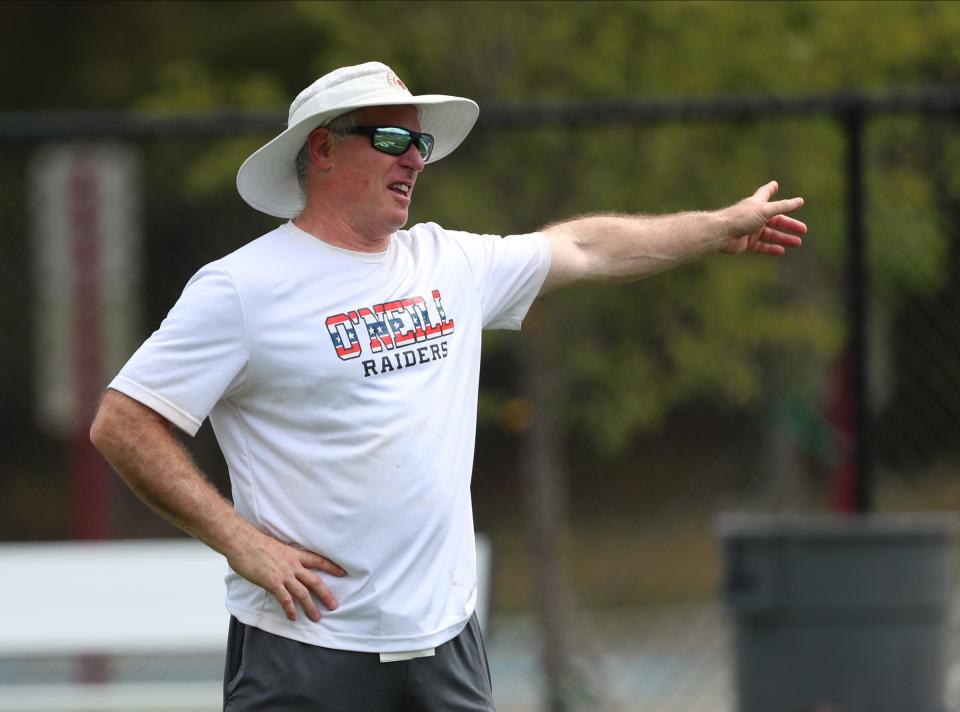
[295,110,362,192]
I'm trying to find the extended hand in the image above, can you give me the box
[228,531,347,622]
[720,181,806,256]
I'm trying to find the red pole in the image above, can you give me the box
[68,157,110,541]
[68,154,112,685]
[828,354,857,514]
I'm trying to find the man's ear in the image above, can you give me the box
[307,127,335,170]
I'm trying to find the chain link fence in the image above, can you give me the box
[2,94,960,710]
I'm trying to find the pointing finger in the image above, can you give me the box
[765,196,804,216]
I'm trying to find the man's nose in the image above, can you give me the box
[399,143,425,171]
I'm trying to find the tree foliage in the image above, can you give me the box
[7,0,960,460]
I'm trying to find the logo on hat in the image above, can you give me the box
[386,72,409,93]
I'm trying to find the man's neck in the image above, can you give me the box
[293,211,392,254]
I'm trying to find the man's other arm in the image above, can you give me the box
[541,181,805,293]
[90,389,345,621]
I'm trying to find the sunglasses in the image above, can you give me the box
[346,126,435,161]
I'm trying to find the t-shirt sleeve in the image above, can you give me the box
[108,265,249,436]
[445,228,551,330]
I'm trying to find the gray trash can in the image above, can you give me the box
[718,513,956,712]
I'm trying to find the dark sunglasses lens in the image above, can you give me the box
[416,133,435,161]
[372,128,413,155]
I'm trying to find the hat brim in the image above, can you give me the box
[236,94,479,219]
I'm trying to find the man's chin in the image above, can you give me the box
[389,210,410,232]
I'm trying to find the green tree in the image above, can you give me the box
[6,0,959,465]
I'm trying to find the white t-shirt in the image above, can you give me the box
[109,221,551,652]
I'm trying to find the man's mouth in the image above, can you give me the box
[388,182,412,197]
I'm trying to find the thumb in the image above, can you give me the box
[753,180,779,201]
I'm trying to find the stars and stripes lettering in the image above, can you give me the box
[356,307,394,352]
[325,289,455,362]
[325,313,362,360]
[431,290,454,336]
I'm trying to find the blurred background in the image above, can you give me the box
[3,1,960,710]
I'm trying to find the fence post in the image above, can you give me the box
[844,102,871,514]
[521,301,576,711]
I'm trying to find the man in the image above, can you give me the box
[90,62,805,711]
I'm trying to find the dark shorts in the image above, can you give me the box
[223,614,495,711]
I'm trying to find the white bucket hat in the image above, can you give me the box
[236,61,479,218]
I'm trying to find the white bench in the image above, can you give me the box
[0,537,491,712]
[0,539,227,711]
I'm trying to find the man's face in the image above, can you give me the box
[327,104,425,240]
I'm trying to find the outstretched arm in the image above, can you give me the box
[90,389,346,622]
[541,181,805,293]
